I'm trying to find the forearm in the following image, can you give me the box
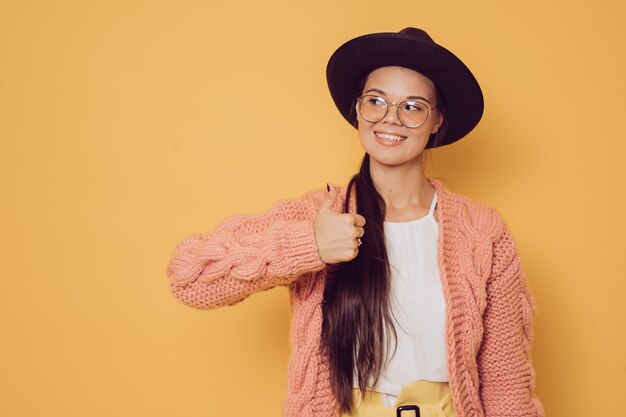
[166,189,328,309]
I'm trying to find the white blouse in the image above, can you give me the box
[375,191,448,407]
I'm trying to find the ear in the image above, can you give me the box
[430,111,444,134]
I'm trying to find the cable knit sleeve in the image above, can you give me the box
[477,220,544,417]
[165,188,327,309]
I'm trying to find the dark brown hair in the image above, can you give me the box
[321,67,449,414]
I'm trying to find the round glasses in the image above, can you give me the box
[356,95,438,129]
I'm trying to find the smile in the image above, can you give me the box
[375,132,407,142]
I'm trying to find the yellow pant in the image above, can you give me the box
[341,380,457,417]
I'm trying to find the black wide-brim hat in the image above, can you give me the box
[326,27,484,148]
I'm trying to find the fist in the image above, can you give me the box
[314,183,366,264]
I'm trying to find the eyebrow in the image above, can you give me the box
[363,88,432,104]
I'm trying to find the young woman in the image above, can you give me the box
[166,28,543,417]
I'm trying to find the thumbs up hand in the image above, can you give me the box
[314,183,366,264]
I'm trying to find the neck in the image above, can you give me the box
[369,154,434,210]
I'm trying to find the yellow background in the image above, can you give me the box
[1,1,625,416]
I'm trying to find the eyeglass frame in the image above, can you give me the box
[355,94,439,129]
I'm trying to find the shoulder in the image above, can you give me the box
[435,181,525,278]
[433,179,507,242]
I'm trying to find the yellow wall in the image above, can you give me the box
[1,1,624,416]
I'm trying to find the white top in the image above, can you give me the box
[368,191,448,407]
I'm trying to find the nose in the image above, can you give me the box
[381,103,402,125]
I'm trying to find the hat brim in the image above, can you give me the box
[326,32,484,148]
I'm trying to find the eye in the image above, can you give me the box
[402,101,428,112]
[365,96,386,107]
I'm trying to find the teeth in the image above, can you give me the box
[375,132,407,141]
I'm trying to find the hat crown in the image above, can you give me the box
[399,27,435,44]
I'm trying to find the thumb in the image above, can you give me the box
[319,182,339,213]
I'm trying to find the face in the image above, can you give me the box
[356,66,443,167]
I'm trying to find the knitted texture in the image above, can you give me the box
[166,178,544,417]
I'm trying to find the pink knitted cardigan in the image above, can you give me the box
[166,178,544,417]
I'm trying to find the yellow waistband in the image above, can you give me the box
[344,381,456,417]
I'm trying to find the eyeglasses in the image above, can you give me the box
[356,95,438,129]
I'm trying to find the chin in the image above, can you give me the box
[368,153,410,167]
[369,146,427,165]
